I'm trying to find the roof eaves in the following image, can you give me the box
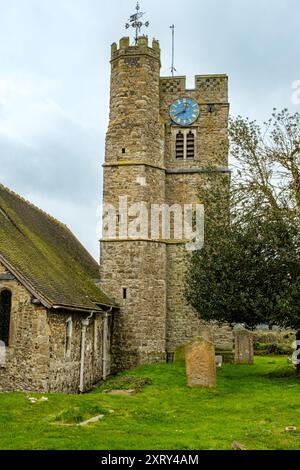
[52,304,102,313]
[0,254,53,309]
[52,301,118,313]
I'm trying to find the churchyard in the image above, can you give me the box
[0,356,299,450]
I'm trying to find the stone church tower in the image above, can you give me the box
[100,35,230,371]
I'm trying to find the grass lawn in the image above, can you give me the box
[0,356,300,450]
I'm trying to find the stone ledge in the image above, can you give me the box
[166,167,231,175]
[100,238,187,245]
[103,162,231,175]
[103,161,166,171]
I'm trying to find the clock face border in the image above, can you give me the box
[169,97,200,127]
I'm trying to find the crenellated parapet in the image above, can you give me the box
[195,74,228,103]
[111,36,161,63]
[160,74,228,104]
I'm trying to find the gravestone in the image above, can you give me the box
[234,329,254,365]
[185,337,216,388]
[215,355,223,368]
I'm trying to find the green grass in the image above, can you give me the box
[0,357,300,450]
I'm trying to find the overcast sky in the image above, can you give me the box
[0,0,299,259]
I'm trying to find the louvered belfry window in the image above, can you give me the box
[175,131,184,160]
[186,131,195,160]
[174,129,196,161]
[0,289,12,346]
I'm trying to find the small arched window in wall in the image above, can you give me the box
[186,131,195,160]
[175,131,184,160]
[174,129,196,161]
[0,289,12,347]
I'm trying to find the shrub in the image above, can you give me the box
[254,342,293,356]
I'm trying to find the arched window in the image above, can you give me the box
[0,290,12,347]
[175,131,184,160]
[174,129,196,161]
[186,131,195,160]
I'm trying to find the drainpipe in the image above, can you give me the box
[102,307,113,381]
[79,312,94,393]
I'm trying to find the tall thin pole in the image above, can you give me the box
[170,25,176,76]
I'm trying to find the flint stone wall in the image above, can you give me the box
[0,262,107,393]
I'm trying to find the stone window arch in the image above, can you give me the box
[173,129,196,161]
[186,131,195,160]
[0,289,12,347]
[175,131,184,160]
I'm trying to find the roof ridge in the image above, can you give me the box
[0,182,99,267]
[0,182,114,309]
[0,182,69,232]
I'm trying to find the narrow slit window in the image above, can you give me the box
[186,131,195,160]
[123,288,127,300]
[0,289,12,347]
[175,131,184,160]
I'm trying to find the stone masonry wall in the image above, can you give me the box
[106,36,162,167]
[0,262,108,393]
[101,37,167,371]
[48,311,105,393]
[0,262,49,392]
[166,244,233,355]
[101,241,166,372]
[160,75,229,169]
[161,74,232,353]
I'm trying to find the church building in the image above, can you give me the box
[0,184,116,393]
[0,17,231,393]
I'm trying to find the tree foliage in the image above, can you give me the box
[186,109,300,333]
[230,109,300,219]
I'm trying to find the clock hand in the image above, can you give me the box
[174,105,187,116]
[174,110,183,116]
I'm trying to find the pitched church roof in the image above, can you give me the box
[0,184,114,312]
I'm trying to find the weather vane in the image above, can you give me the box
[125,2,150,44]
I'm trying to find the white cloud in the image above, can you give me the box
[0,0,299,259]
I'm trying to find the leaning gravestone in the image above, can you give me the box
[234,329,254,365]
[185,337,216,388]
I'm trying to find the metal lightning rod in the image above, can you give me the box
[170,25,177,76]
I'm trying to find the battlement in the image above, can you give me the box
[111,36,161,61]
[160,74,228,103]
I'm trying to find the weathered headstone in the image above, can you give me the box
[215,355,223,368]
[234,329,254,365]
[185,337,216,388]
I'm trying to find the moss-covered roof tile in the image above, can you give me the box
[0,183,114,311]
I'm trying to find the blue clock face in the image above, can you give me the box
[170,98,200,126]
